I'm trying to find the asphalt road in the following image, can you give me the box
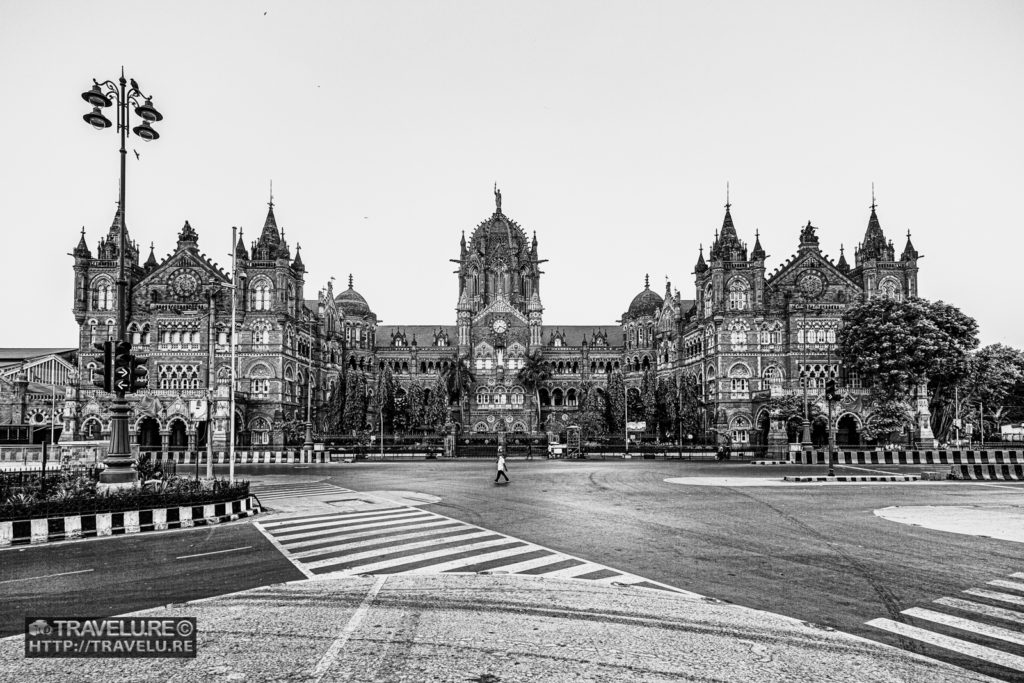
[0,520,304,638]
[3,458,1021,680]
[303,458,1024,681]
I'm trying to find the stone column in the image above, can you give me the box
[915,381,936,448]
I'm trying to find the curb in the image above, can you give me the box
[950,464,1024,481]
[783,475,921,483]
[0,495,261,547]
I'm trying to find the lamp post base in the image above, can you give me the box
[98,396,139,492]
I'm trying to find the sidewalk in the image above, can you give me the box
[0,573,990,682]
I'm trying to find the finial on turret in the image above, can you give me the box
[269,180,274,209]
[644,273,649,289]
[870,182,877,212]
[725,181,731,211]
[348,273,353,288]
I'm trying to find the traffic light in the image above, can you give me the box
[112,341,133,394]
[129,354,149,392]
[825,379,837,402]
[91,341,113,393]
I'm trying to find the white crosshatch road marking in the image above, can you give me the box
[256,505,694,594]
[252,481,354,502]
[867,570,1024,676]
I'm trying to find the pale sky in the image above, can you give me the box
[2,0,1022,348]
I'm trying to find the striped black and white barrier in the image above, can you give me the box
[951,464,1024,481]
[789,450,1024,466]
[784,475,921,483]
[0,495,261,547]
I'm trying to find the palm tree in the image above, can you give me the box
[443,355,476,428]
[517,350,551,433]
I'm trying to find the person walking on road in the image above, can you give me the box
[495,453,509,483]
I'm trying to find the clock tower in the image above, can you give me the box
[453,187,542,433]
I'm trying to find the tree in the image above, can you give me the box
[516,350,551,432]
[604,370,626,434]
[862,400,913,443]
[575,381,607,438]
[949,344,1024,440]
[375,366,397,434]
[342,372,367,433]
[405,383,426,432]
[324,374,345,432]
[838,297,978,440]
[640,368,657,435]
[424,377,450,432]
[677,375,702,439]
[443,355,475,428]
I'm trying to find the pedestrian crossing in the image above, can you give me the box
[867,570,1024,678]
[251,480,354,502]
[255,505,691,593]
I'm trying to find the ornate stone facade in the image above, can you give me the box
[64,189,923,449]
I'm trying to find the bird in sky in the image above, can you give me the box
[133,150,140,160]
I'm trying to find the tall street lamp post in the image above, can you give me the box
[304,318,316,453]
[81,70,163,490]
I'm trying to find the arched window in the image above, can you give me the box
[730,416,751,444]
[251,279,273,311]
[704,283,713,317]
[567,389,578,407]
[729,364,750,397]
[250,364,272,397]
[250,417,271,445]
[727,279,749,311]
[763,366,783,388]
[92,278,114,311]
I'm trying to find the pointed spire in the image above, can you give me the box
[144,241,158,269]
[858,186,893,262]
[837,244,850,273]
[695,244,708,273]
[235,230,249,261]
[750,229,765,261]
[292,242,305,271]
[901,230,919,261]
[74,227,92,258]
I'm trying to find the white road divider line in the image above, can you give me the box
[902,607,1024,647]
[867,618,1024,672]
[176,546,253,560]
[0,568,94,584]
[312,575,388,682]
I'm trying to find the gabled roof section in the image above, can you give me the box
[766,248,862,291]
[135,240,231,289]
[472,296,529,325]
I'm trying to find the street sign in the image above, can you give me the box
[626,421,646,431]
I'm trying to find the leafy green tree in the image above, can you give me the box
[425,377,450,431]
[343,372,367,433]
[640,368,657,434]
[575,381,607,438]
[405,383,426,432]
[516,350,551,431]
[393,393,410,433]
[656,376,678,440]
[951,344,1024,439]
[324,374,345,432]
[376,366,397,434]
[838,297,977,399]
[443,355,476,427]
[678,375,702,439]
[604,370,626,433]
[862,400,914,443]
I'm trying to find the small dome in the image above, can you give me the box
[626,278,663,318]
[335,276,372,317]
